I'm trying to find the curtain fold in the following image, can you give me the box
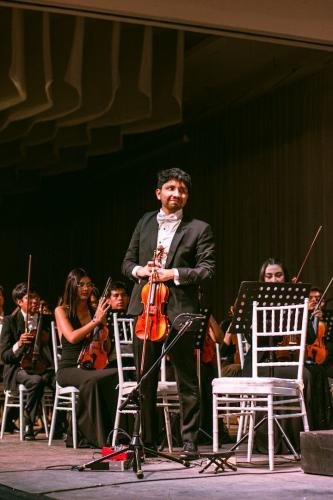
[0,6,184,168]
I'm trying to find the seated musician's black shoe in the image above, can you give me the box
[4,420,19,434]
[24,424,35,441]
[53,430,66,440]
[179,441,199,460]
[220,423,236,444]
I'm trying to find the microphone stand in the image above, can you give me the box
[74,313,206,479]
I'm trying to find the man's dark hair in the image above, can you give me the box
[110,281,129,295]
[12,282,39,304]
[310,286,322,293]
[0,285,4,296]
[157,168,192,191]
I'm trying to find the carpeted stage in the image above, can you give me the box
[0,433,333,499]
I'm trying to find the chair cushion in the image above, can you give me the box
[212,376,303,395]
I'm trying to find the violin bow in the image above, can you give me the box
[310,276,333,320]
[294,225,323,283]
[25,254,32,332]
[139,249,157,375]
[101,277,112,300]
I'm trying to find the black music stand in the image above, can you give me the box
[229,281,311,343]
[73,312,206,479]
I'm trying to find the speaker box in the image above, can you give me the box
[301,430,333,476]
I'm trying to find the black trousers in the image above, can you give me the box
[133,329,200,446]
[15,368,55,422]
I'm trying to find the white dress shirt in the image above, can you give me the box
[132,208,183,284]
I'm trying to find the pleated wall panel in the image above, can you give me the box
[0,6,184,173]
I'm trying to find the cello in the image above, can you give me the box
[77,277,112,370]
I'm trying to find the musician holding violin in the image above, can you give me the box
[55,268,119,448]
[307,287,333,378]
[122,168,215,460]
[242,258,333,452]
[0,283,54,440]
[307,287,329,363]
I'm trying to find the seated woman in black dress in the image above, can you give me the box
[243,257,331,452]
[55,268,118,448]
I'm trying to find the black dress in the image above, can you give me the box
[57,316,118,447]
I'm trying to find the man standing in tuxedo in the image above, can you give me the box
[122,167,215,459]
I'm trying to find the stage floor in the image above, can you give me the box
[0,433,333,499]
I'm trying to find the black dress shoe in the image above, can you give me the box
[24,425,35,441]
[4,420,19,434]
[179,441,199,460]
[221,430,236,444]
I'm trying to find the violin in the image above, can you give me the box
[20,255,51,375]
[135,246,169,342]
[306,317,328,364]
[77,278,112,370]
[20,307,51,375]
[78,323,110,370]
[306,282,333,364]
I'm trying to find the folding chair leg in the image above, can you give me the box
[42,402,49,438]
[274,418,299,459]
[212,394,218,452]
[111,404,122,447]
[267,395,274,471]
[0,393,10,438]
[48,398,57,446]
[247,411,255,462]
[300,392,309,431]
[71,392,77,449]
[19,388,25,441]
[163,406,173,453]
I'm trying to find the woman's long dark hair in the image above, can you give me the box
[60,268,91,319]
[258,257,290,282]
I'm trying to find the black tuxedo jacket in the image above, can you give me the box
[0,310,53,390]
[122,211,215,324]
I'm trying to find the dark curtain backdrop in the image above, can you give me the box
[1,66,333,321]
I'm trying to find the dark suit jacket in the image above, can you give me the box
[122,211,216,324]
[0,310,53,390]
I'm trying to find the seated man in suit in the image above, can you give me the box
[0,283,55,440]
[106,281,131,370]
